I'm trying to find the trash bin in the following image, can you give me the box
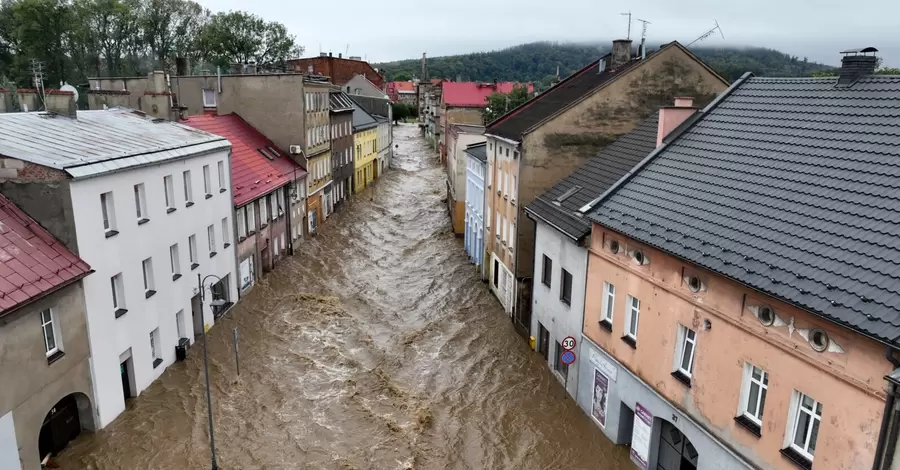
[175,338,190,362]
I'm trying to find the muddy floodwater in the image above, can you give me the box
[57,125,631,469]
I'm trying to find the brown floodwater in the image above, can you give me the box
[56,124,631,469]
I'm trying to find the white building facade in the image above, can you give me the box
[376,117,392,176]
[464,143,486,271]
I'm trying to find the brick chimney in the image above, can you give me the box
[657,97,696,147]
[838,47,878,86]
[44,89,76,117]
[610,39,633,68]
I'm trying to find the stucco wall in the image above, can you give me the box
[583,225,889,469]
[0,284,95,470]
[0,163,78,254]
[530,220,587,398]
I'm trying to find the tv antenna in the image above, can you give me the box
[620,12,632,40]
[635,18,651,42]
[687,20,725,47]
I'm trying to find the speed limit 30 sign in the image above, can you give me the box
[562,336,576,351]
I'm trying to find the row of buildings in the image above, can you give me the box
[432,40,900,470]
[0,54,393,469]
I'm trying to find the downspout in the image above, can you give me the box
[874,346,900,470]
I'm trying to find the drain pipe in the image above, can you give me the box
[874,346,900,470]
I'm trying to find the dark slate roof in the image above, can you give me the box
[351,102,378,131]
[587,74,900,345]
[464,142,487,163]
[486,45,668,141]
[525,114,659,241]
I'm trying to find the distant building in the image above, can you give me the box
[0,105,238,429]
[344,74,389,99]
[463,142,487,273]
[304,79,334,231]
[349,94,393,178]
[445,124,485,235]
[287,54,383,88]
[0,192,94,469]
[351,103,378,193]
[385,81,416,104]
[330,91,356,209]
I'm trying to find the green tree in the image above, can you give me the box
[392,71,411,81]
[6,0,75,86]
[197,11,302,67]
[392,102,410,122]
[484,84,533,123]
[142,0,208,69]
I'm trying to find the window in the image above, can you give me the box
[738,364,768,431]
[624,295,640,344]
[41,308,61,358]
[560,268,572,305]
[221,217,230,247]
[217,161,226,192]
[163,175,175,212]
[169,244,181,280]
[276,190,284,217]
[259,198,268,224]
[207,225,216,257]
[786,392,822,463]
[674,325,697,384]
[175,310,186,339]
[554,340,569,378]
[183,170,193,206]
[142,258,156,297]
[150,328,162,368]
[202,165,212,197]
[247,203,256,233]
[189,234,198,269]
[100,191,117,234]
[237,208,247,239]
[269,194,277,221]
[510,223,515,249]
[134,184,148,222]
[541,255,552,287]
[202,89,216,107]
[111,273,126,317]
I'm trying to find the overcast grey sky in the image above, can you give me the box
[196,0,899,66]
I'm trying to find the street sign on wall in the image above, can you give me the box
[561,350,576,365]
[562,336,576,351]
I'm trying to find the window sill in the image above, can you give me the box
[671,370,692,388]
[238,236,247,243]
[114,308,128,318]
[105,230,119,239]
[734,415,762,438]
[219,188,226,193]
[205,194,212,200]
[621,335,637,349]
[560,298,571,307]
[780,447,813,470]
[137,218,150,225]
[172,273,182,281]
[167,207,176,214]
[260,223,268,229]
[47,350,65,365]
[186,201,194,208]
[145,290,157,299]
[248,230,256,236]
[541,281,550,289]
[599,320,613,332]
[223,243,231,249]
[209,252,217,258]
[152,358,163,369]
[191,263,199,270]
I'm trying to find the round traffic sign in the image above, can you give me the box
[561,350,576,365]
[562,336,576,351]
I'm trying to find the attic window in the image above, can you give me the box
[758,305,775,326]
[555,185,583,204]
[266,146,281,157]
[258,148,275,160]
[809,329,830,352]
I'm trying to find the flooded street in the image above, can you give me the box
[57,124,631,469]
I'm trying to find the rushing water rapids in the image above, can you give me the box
[56,124,631,469]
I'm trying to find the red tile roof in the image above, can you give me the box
[182,114,306,207]
[390,81,416,93]
[0,193,91,316]
[441,82,535,108]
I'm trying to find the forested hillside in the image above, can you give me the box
[375,42,835,87]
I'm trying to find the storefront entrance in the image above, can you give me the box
[658,420,698,470]
[39,393,88,461]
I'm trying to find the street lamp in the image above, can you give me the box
[198,273,227,470]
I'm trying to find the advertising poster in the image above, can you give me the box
[630,403,653,469]
[591,369,609,427]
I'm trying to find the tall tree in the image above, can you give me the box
[197,11,301,68]
[142,0,208,70]
[6,0,75,86]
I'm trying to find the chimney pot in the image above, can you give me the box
[610,39,633,68]
[838,48,878,86]
[656,97,697,148]
[674,96,694,108]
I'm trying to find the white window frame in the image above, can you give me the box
[674,324,697,377]
[625,295,640,340]
[247,203,256,233]
[142,257,155,294]
[269,194,277,222]
[738,363,769,425]
[163,175,175,210]
[207,224,216,255]
[150,328,161,362]
[785,391,822,460]
[601,282,615,324]
[237,208,246,239]
[217,161,226,192]
[189,234,198,266]
[259,198,268,224]
[202,88,216,107]
[100,191,116,232]
[41,308,61,357]
[111,273,125,312]
[183,170,193,205]
[221,217,230,247]
[175,309,186,339]
[276,190,284,216]
[134,183,148,221]
[169,244,181,277]
[202,165,212,197]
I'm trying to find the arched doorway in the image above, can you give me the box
[657,420,698,470]
[38,393,93,463]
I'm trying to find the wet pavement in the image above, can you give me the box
[57,124,631,469]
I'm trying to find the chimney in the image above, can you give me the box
[610,39,633,68]
[656,97,696,147]
[175,57,190,76]
[149,70,167,93]
[838,47,878,86]
[339,53,342,59]
[329,52,333,57]
[44,89,77,117]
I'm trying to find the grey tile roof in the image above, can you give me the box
[0,108,228,180]
[464,142,487,163]
[525,114,659,241]
[587,74,900,344]
[350,101,378,131]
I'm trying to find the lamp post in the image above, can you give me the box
[198,273,226,470]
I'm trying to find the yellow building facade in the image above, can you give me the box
[353,127,377,193]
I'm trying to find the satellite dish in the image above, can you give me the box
[60,83,79,102]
